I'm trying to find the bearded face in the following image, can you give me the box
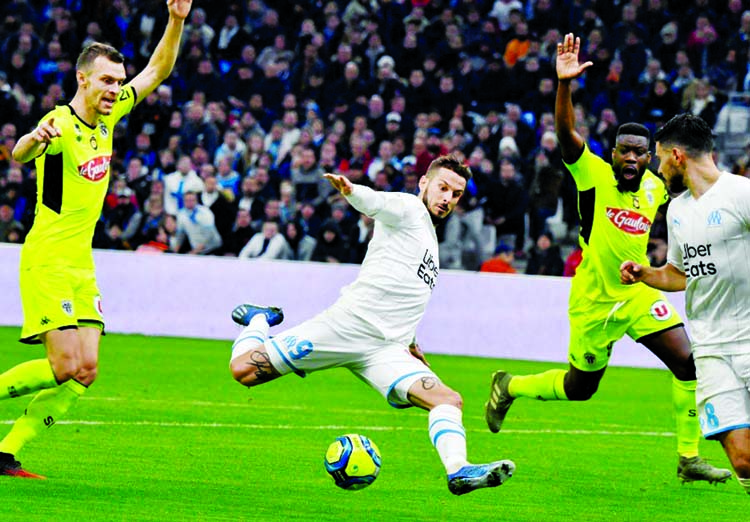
[611,135,651,193]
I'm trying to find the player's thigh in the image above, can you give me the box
[694,354,750,440]
[567,300,626,372]
[264,315,360,378]
[349,345,437,409]
[19,265,79,344]
[626,288,684,344]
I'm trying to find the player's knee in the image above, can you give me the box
[442,389,463,409]
[731,453,750,478]
[565,383,598,401]
[75,363,98,386]
[229,358,261,387]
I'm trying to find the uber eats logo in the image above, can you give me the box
[683,243,716,277]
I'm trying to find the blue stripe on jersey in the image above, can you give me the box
[270,338,306,378]
[431,428,466,446]
[386,370,433,408]
[231,334,265,349]
[704,423,750,439]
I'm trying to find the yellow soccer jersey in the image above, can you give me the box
[565,145,668,301]
[21,85,137,269]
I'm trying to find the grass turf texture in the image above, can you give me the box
[0,326,742,521]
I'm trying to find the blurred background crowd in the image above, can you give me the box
[1,0,749,276]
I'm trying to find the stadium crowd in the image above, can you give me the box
[0,0,748,273]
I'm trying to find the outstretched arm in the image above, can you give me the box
[128,0,192,102]
[620,260,687,292]
[12,117,61,163]
[555,33,593,163]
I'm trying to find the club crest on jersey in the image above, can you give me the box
[632,196,640,209]
[707,210,722,227]
[61,300,74,316]
[78,155,111,181]
[94,295,104,318]
[90,135,98,150]
[650,300,672,321]
[605,207,651,235]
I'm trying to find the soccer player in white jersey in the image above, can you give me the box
[229,155,514,495]
[621,113,750,495]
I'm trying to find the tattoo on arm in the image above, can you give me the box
[419,376,437,391]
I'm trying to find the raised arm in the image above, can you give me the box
[555,33,593,163]
[12,117,61,163]
[127,0,192,102]
[620,260,687,292]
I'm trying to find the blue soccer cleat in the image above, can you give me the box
[447,459,515,495]
[231,304,284,327]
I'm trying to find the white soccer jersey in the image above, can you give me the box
[666,173,750,353]
[329,185,439,345]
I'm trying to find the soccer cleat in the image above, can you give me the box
[447,460,515,496]
[231,303,284,327]
[677,456,732,485]
[0,452,45,480]
[485,370,515,433]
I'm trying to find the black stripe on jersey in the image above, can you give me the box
[42,152,63,214]
[578,188,595,245]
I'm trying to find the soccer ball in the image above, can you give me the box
[324,434,381,490]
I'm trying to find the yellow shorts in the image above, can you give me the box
[19,265,105,344]
[568,287,683,371]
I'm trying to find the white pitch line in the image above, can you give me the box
[0,418,676,437]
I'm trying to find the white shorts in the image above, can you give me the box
[695,353,750,439]
[264,309,436,408]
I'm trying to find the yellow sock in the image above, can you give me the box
[672,377,700,458]
[0,359,58,400]
[0,380,86,455]
[508,369,568,400]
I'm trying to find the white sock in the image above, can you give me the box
[230,314,269,362]
[738,477,750,495]
[428,404,468,475]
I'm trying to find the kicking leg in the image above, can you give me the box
[229,304,283,387]
[408,379,514,495]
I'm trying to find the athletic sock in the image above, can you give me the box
[738,477,750,494]
[672,377,700,458]
[0,379,87,455]
[230,314,270,362]
[0,359,58,400]
[508,369,568,400]
[428,404,468,474]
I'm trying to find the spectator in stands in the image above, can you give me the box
[311,219,349,264]
[480,243,516,274]
[238,219,289,259]
[163,154,204,215]
[283,220,316,262]
[200,174,235,252]
[524,231,564,276]
[172,191,222,255]
[485,159,528,256]
[225,208,255,256]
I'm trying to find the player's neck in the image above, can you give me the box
[69,94,98,127]
[687,157,722,199]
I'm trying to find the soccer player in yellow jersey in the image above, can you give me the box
[3,0,192,478]
[485,33,732,484]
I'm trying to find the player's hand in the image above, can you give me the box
[323,173,353,196]
[32,118,61,144]
[409,342,430,367]
[620,260,644,285]
[167,0,192,20]
[556,33,593,81]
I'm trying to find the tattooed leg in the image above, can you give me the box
[230,346,281,387]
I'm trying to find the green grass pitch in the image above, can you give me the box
[0,326,742,521]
